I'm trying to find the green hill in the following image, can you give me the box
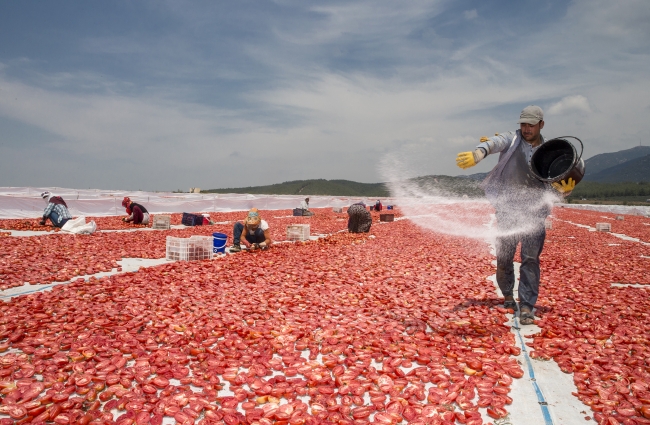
[204,179,390,197]
[204,177,647,205]
[205,176,484,198]
[406,175,485,198]
[570,181,650,198]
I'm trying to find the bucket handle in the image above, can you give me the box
[556,136,584,165]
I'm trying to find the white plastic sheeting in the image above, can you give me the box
[0,187,392,219]
[2,186,646,219]
[560,203,649,216]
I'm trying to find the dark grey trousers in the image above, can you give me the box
[495,220,546,310]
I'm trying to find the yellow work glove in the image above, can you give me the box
[552,178,576,194]
[456,148,487,169]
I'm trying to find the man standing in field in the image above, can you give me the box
[455,106,574,325]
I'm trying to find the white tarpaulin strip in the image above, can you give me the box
[0,186,394,219]
[559,203,649,216]
[4,186,646,219]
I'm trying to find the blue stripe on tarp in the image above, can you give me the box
[513,316,554,425]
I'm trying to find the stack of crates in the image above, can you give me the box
[287,224,310,241]
[152,215,171,230]
[166,236,213,261]
[596,223,611,232]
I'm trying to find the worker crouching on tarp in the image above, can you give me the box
[347,202,372,233]
[121,197,150,225]
[230,208,272,252]
[39,191,72,228]
[456,105,574,325]
[299,197,314,216]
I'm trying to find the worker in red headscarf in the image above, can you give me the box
[122,197,150,225]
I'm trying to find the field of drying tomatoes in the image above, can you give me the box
[554,208,650,243]
[0,205,648,425]
[0,209,380,234]
[529,209,650,425]
[0,209,372,290]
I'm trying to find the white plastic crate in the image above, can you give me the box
[596,223,611,232]
[616,215,624,221]
[333,207,342,213]
[286,224,310,241]
[166,236,213,261]
[152,215,171,230]
[544,218,553,230]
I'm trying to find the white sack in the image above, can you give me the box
[61,216,97,235]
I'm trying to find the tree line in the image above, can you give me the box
[568,181,650,199]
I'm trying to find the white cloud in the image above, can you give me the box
[547,95,592,116]
[0,0,649,190]
[448,135,478,146]
[463,9,478,20]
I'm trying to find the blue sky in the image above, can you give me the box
[1,0,648,191]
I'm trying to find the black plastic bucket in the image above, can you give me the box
[529,136,585,185]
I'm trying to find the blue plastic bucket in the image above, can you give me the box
[213,232,227,254]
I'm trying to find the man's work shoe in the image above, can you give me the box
[229,244,241,253]
[519,307,535,325]
[503,298,518,311]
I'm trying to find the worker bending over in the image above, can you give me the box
[39,192,72,228]
[456,105,574,325]
[122,197,150,225]
[230,208,272,252]
[347,202,372,233]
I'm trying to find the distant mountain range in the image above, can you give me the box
[584,146,650,176]
[205,146,649,195]
[583,146,650,183]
